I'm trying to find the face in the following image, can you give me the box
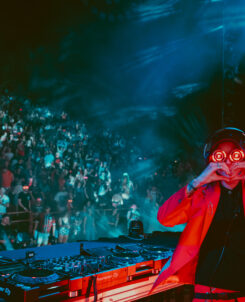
[1,216,10,226]
[212,140,244,180]
[45,207,51,214]
[22,186,29,192]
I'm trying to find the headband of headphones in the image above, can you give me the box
[203,127,245,161]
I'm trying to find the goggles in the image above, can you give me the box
[210,149,245,163]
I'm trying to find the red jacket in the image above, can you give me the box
[151,181,245,292]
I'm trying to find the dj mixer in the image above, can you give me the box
[0,243,176,301]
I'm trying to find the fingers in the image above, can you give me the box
[228,174,245,181]
[214,175,231,182]
[208,162,231,175]
[230,162,245,173]
[215,172,245,182]
[215,162,231,175]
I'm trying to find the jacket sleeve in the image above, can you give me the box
[157,185,194,227]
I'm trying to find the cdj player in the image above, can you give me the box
[0,241,179,302]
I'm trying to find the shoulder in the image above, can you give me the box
[3,195,9,203]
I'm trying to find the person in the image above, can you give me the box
[150,128,245,301]
[0,187,10,218]
[1,166,14,190]
[120,172,134,203]
[17,184,32,233]
[0,214,14,251]
[83,200,96,241]
[126,204,140,230]
[34,206,56,247]
[58,211,70,243]
[69,211,82,242]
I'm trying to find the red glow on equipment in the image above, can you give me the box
[68,291,78,298]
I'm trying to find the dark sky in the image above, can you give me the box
[1,0,245,163]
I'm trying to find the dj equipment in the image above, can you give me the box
[0,242,179,302]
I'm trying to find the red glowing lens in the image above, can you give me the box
[229,149,245,162]
[211,150,226,162]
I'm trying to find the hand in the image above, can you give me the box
[230,162,245,181]
[190,162,231,190]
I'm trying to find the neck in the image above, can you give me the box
[221,180,240,190]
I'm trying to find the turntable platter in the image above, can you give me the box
[11,269,60,285]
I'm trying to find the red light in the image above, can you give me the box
[68,291,78,298]
[211,150,226,162]
[29,178,33,186]
[230,149,245,162]
[19,108,23,111]
[211,149,245,163]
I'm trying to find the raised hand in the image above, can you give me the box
[229,162,245,181]
[188,162,231,192]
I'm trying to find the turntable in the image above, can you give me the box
[109,246,144,264]
[11,269,60,285]
[140,245,174,260]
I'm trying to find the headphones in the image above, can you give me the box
[203,127,245,163]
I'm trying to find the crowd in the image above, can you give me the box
[0,92,194,251]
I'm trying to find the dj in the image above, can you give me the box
[151,128,245,301]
